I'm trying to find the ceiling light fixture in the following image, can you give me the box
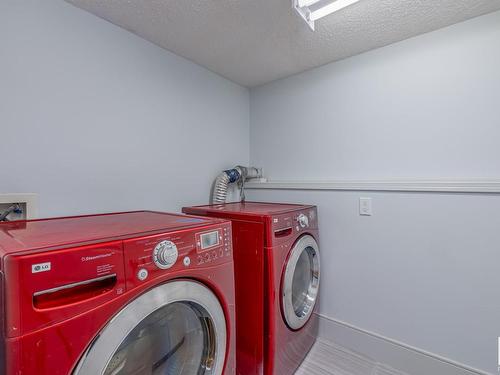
[293,0,361,31]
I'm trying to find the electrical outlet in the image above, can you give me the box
[359,197,372,216]
[0,194,38,221]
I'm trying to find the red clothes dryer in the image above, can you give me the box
[0,211,235,375]
[183,202,320,375]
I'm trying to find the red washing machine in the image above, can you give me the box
[183,202,320,375]
[0,211,235,375]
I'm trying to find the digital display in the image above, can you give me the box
[201,231,219,249]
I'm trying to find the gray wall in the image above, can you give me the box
[250,11,500,180]
[0,0,249,217]
[249,11,500,374]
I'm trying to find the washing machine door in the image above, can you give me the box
[282,235,320,330]
[74,280,226,375]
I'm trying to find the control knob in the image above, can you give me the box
[297,213,309,228]
[153,240,178,269]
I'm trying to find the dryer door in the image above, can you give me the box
[74,280,226,375]
[282,235,321,330]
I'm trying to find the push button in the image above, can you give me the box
[137,268,148,281]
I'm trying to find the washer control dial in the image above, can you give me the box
[297,213,309,228]
[153,240,178,269]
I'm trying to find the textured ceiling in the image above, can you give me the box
[66,0,500,87]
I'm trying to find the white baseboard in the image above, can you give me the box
[317,314,490,375]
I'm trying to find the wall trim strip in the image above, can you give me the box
[317,314,489,375]
[245,179,500,193]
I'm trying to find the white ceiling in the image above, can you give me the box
[66,0,500,87]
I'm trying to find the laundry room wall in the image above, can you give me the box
[248,10,500,375]
[0,0,249,218]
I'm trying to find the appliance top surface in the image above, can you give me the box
[0,211,221,256]
[186,201,315,216]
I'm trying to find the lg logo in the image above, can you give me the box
[31,262,51,274]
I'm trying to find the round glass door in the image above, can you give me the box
[74,281,226,375]
[282,235,320,330]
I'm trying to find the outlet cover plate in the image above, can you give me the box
[0,194,39,220]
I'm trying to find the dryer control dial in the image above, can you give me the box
[297,213,309,228]
[153,240,178,269]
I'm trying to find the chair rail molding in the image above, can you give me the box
[245,179,500,193]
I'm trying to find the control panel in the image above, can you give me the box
[270,207,317,243]
[194,227,231,265]
[123,222,232,289]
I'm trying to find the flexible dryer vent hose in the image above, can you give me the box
[212,166,262,204]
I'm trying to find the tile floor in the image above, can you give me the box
[295,338,409,375]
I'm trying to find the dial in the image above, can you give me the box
[153,240,178,269]
[297,213,309,228]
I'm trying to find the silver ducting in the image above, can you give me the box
[212,166,262,204]
[212,170,233,204]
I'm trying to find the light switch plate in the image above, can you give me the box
[359,197,372,216]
